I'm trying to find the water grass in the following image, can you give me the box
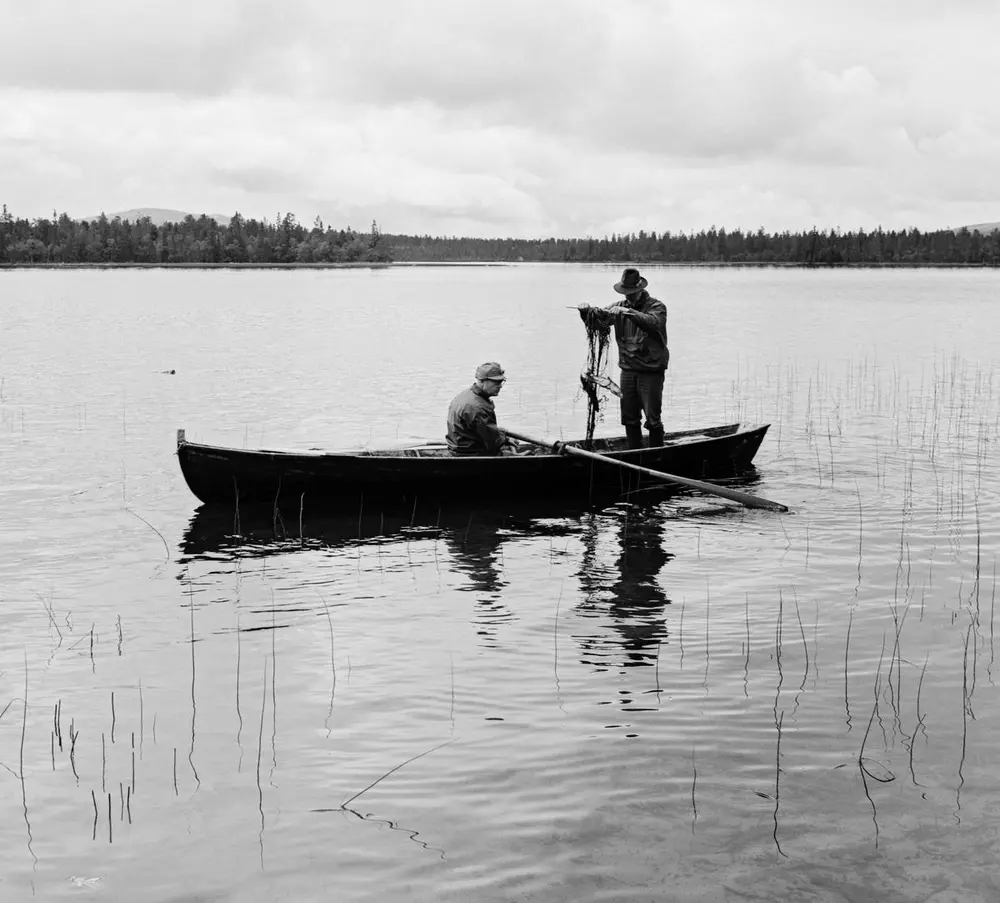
[338,740,456,811]
[7,341,1000,884]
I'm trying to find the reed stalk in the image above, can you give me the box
[690,745,698,832]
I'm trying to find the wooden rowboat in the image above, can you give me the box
[175,423,772,508]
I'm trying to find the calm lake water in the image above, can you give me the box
[2,264,1000,901]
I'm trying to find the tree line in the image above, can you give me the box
[2,205,999,265]
[385,224,1000,265]
[0,207,390,264]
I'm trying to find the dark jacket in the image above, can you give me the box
[583,291,669,371]
[446,384,507,455]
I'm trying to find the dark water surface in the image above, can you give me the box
[2,265,999,901]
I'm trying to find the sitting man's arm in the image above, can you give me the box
[473,412,508,455]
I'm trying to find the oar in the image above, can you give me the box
[506,429,788,512]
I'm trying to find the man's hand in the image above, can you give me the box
[607,304,631,316]
[577,302,590,310]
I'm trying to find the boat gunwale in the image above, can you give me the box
[176,422,760,462]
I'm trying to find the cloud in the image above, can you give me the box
[2,0,1000,235]
[0,0,293,95]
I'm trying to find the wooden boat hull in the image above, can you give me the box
[175,423,772,509]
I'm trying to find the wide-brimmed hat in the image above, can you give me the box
[475,361,506,381]
[614,267,648,295]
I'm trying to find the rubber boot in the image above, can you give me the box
[648,425,664,448]
[625,424,644,449]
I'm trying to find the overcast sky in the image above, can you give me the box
[2,0,998,237]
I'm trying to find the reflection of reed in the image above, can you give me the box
[340,808,447,860]
[844,609,853,730]
[908,652,929,787]
[773,593,784,729]
[38,591,63,642]
[743,593,751,698]
[956,624,971,823]
[320,739,454,858]
[679,597,685,668]
[772,712,787,858]
[256,656,268,870]
[792,591,809,678]
[236,616,244,770]
[69,719,79,780]
[319,595,336,739]
[703,581,710,693]
[690,745,697,833]
[270,591,278,787]
[989,558,997,685]
[788,590,808,714]
[858,637,887,849]
[138,680,144,760]
[20,655,38,877]
[188,582,200,789]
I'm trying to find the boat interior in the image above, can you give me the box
[179,424,747,459]
[356,434,686,458]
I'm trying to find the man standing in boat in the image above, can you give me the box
[578,267,669,449]
[447,361,519,455]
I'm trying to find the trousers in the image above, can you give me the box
[619,369,664,430]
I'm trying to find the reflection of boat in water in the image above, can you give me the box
[178,467,767,563]
[179,498,590,648]
[179,497,585,562]
[175,422,771,507]
[179,492,748,697]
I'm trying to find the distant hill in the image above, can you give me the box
[79,207,231,226]
[960,221,1000,234]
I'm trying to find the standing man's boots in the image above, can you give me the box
[648,425,664,448]
[625,424,644,449]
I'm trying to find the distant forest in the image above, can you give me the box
[2,205,1000,266]
[0,207,390,265]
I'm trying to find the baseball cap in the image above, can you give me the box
[475,362,506,381]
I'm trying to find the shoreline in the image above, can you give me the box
[0,261,393,270]
[0,260,998,270]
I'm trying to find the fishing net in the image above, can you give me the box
[578,309,618,448]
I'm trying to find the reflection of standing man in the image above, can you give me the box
[578,268,669,449]
[575,505,672,670]
[608,505,672,666]
[612,507,670,610]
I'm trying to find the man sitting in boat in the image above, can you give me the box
[578,267,669,450]
[447,362,521,456]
